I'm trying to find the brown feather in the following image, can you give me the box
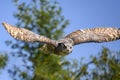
[2,22,57,46]
[65,27,120,45]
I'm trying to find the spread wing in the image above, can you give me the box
[65,27,120,45]
[2,22,57,46]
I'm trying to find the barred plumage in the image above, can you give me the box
[65,28,120,45]
[2,22,57,46]
[2,22,120,55]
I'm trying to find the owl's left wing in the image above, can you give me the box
[65,27,120,45]
[2,22,57,46]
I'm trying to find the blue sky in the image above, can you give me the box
[0,0,120,80]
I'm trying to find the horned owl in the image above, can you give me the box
[2,22,120,55]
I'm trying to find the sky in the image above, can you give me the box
[0,0,120,80]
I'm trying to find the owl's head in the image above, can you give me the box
[55,39,73,55]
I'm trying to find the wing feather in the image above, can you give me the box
[2,22,57,46]
[65,27,120,45]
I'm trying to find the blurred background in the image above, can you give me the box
[0,0,120,80]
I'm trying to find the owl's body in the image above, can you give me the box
[2,22,120,55]
[39,38,73,55]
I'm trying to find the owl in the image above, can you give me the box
[2,22,120,55]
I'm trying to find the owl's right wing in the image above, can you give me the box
[2,22,57,46]
[65,27,120,45]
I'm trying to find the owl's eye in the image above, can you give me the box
[70,47,72,49]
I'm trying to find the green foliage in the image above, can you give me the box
[6,0,70,80]
[73,47,120,80]
[3,0,120,80]
[89,48,120,80]
[0,53,8,69]
[31,54,71,80]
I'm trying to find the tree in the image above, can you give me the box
[0,53,8,69]
[88,48,120,80]
[72,47,120,80]
[6,0,70,80]
[3,0,120,80]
